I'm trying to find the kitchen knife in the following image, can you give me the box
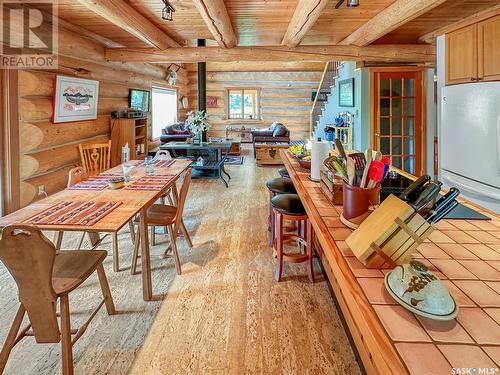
[335,138,348,160]
[430,187,460,214]
[399,175,431,202]
[411,182,442,212]
[429,200,459,224]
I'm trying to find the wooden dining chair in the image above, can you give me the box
[0,225,115,375]
[131,169,193,275]
[78,140,112,176]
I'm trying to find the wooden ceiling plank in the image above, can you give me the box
[339,0,447,46]
[281,0,330,47]
[192,0,237,48]
[106,45,436,63]
[75,0,180,48]
[418,3,500,43]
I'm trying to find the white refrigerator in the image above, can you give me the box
[440,82,500,213]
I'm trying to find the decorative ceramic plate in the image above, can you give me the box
[384,260,459,321]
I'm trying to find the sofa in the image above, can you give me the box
[159,123,193,145]
[251,122,290,157]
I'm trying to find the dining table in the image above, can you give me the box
[0,159,192,301]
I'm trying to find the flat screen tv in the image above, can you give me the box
[129,89,150,112]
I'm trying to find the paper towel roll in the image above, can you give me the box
[310,139,330,181]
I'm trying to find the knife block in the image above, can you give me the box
[346,194,434,268]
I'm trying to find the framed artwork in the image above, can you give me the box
[339,78,354,107]
[53,76,99,123]
[207,96,217,108]
[311,90,328,102]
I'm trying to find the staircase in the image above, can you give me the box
[309,61,341,139]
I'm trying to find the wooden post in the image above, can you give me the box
[197,39,207,142]
[0,70,20,214]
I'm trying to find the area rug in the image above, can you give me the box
[225,156,244,165]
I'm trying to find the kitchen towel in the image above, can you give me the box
[310,139,330,181]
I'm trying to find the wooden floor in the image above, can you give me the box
[0,146,360,375]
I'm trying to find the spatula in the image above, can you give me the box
[366,160,385,188]
[335,138,347,160]
[360,148,372,188]
[346,156,356,185]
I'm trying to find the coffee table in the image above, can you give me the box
[161,140,234,187]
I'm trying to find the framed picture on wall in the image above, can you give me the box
[339,78,354,107]
[52,75,99,123]
[207,96,217,108]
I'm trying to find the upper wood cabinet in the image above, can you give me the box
[446,14,500,85]
[446,24,477,84]
[478,15,500,82]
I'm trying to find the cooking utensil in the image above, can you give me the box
[335,138,347,160]
[412,182,442,212]
[360,148,372,188]
[348,152,365,186]
[346,156,356,185]
[429,200,459,224]
[366,160,385,188]
[373,150,382,161]
[331,157,348,182]
[399,175,431,202]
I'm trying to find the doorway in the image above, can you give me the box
[152,87,177,139]
[372,70,425,176]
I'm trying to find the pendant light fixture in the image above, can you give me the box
[162,0,175,21]
[335,0,359,8]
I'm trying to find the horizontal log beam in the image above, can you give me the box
[282,0,330,47]
[339,0,446,46]
[75,0,180,49]
[105,45,436,63]
[192,0,237,48]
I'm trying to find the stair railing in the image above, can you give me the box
[309,61,341,139]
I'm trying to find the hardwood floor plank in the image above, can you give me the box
[0,146,360,374]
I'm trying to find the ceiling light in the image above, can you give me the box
[162,0,175,21]
[335,0,359,8]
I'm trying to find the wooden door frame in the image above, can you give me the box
[0,70,21,215]
[369,67,428,176]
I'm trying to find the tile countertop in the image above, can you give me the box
[281,150,500,375]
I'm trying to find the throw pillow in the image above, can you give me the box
[165,125,175,135]
[174,130,190,135]
[273,124,287,137]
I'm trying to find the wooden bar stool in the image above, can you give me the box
[271,194,314,283]
[277,167,290,179]
[265,178,296,247]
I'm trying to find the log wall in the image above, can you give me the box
[17,29,189,207]
[186,68,323,140]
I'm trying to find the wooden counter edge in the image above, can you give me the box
[281,150,408,375]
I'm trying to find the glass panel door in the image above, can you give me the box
[374,71,423,175]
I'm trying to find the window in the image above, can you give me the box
[152,87,177,139]
[227,88,261,120]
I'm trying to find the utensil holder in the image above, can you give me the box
[346,194,434,268]
[340,182,380,229]
[320,170,343,205]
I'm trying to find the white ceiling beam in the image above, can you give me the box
[192,0,237,48]
[339,0,447,46]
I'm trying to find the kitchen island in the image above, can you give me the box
[281,150,500,375]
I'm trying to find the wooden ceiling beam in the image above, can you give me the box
[75,0,180,49]
[281,0,330,47]
[192,0,237,48]
[339,0,446,46]
[419,4,500,43]
[105,45,436,63]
